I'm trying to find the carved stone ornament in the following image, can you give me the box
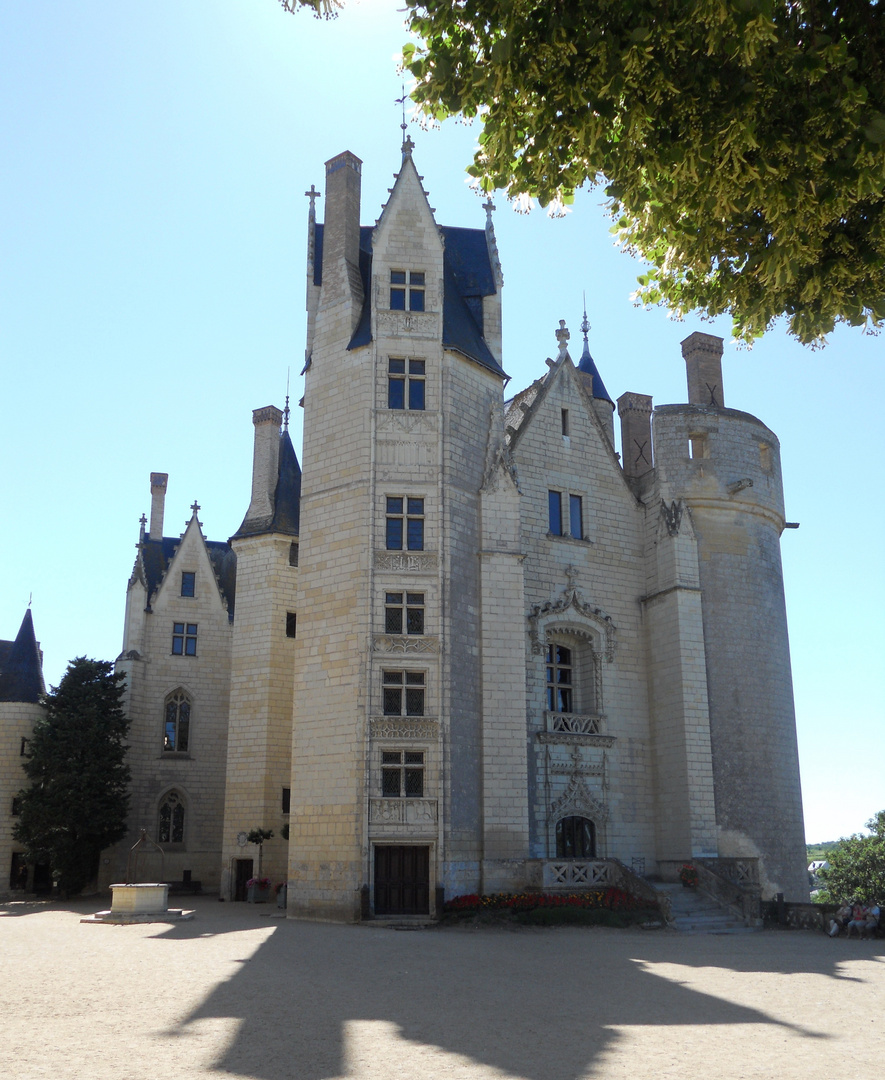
[376,410,438,435]
[369,798,438,825]
[481,400,520,493]
[538,732,616,748]
[373,635,439,654]
[369,717,439,740]
[550,774,609,824]
[660,499,684,538]
[374,551,438,573]
[376,310,439,339]
[528,586,616,660]
[376,438,436,469]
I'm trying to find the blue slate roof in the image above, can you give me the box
[140,536,237,619]
[0,608,45,703]
[232,430,302,540]
[576,336,613,403]
[313,222,504,377]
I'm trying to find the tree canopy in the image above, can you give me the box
[282,0,885,345]
[14,657,130,896]
[818,811,885,903]
[400,1,885,345]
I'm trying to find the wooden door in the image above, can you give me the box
[374,845,429,915]
[234,858,253,902]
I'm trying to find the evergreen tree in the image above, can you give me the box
[818,811,885,904]
[14,658,130,897]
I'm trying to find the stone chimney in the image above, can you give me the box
[682,332,725,408]
[321,151,364,335]
[617,393,654,478]
[149,473,168,540]
[243,406,283,524]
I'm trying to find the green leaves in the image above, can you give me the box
[403,0,885,344]
[819,812,885,905]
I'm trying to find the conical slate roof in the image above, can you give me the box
[0,608,45,703]
[576,333,613,404]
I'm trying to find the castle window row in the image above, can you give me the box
[385,592,424,635]
[172,622,197,656]
[164,689,191,752]
[381,750,425,798]
[383,670,425,717]
[386,497,424,551]
[388,358,425,411]
[389,270,425,312]
[548,490,584,540]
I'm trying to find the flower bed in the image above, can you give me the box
[443,888,660,927]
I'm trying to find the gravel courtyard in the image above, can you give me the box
[3,895,883,1080]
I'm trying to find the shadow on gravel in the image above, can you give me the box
[161,914,879,1080]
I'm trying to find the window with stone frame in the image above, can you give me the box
[385,497,424,551]
[381,750,425,797]
[544,637,600,733]
[158,790,185,844]
[389,270,425,311]
[548,490,585,539]
[556,816,596,858]
[180,571,196,597]
[385,592,425,635]
[163,689,191,752]
[387,358,426,410]
[172,622,197,656]
[382,670,425,716]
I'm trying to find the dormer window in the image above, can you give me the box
[390,271,425,312]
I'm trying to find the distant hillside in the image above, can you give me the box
[806,841,841,861]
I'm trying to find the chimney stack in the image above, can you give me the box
[149,473,168,539]
[243,406,283,524]
[682,332,725,408]
[617,393,654,479]
[321,151,364,334]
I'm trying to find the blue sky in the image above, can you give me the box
[2,1,882,843]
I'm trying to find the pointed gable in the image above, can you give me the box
[312,148,504,375]
[0,609,45,703]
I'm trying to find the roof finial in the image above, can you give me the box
[396,82,414,159]
[581,293,590,342]
[190,500,201,518]
[283,368,291,431]
[555,319,570,360]
[304,183,320,218]
[28,592,32,609]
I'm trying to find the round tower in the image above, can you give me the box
[651,332,807,900]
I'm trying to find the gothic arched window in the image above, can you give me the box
[556,816,596,859]
[158,790,185,844]
[163,690,191,752]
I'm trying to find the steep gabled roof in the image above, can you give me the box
[138,536,237,618]
[312,216,504,376]
[0,608,45,703]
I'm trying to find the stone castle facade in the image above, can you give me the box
[102,145,808,915]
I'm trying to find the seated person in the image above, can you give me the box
[861,904,880,939]
[846,903,870,937]
[829,901,853,936]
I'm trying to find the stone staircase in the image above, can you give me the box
[655,882,759,934]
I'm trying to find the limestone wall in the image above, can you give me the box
[652,404,808,899]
